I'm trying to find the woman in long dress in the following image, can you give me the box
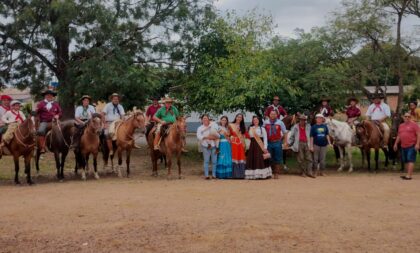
[229,113,247,179]
[216,116,232,179]
[245,116,272,179]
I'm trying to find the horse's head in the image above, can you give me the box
[175,116,187,134]
[132,111,146,134]
[356,122,369,145]
[89,113,103,135]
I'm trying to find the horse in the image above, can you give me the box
[1,118,36,185]
[35,120,76,180]
[147,117,186,179]
[101,111,146,177]
[356,120,389,172]
[389,112,404,171]
[325,118,355,172]
[74,114,103,180]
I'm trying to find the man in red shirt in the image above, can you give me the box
[393,112,420,180]
[264,95,287,120]
[36,90,62,153]
[145,97,162,136]
[345,97,361,127]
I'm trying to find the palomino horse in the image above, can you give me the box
[74,114,103,180]
[147,117,186,179]
[325,118,354,172]
[102,111,146,177]
[356,120,389,172]
[1,118,36,184]
[36,120,76,180]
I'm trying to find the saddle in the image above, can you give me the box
[109,120,123,141]
[150,123,172,140]
[372,120,385,138]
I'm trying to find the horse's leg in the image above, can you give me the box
[35,149,41,175]
[374,149,379,172]
[81,154,87,181]
[382,147,389,169]
[60,150,69,180]
[117,147,123,178]
[283,149,288,171]
[54,152,60,179]
[93,152,99,179]
[166,152,172,180]
[74,152,79,176]
[24,153,34,185]
[347,145,353,173]
[126,148,132,178]
[360,148,365,169]
[177,152,183,179]
[367,149,371,172]
[13,155,20,185]
[337,146,344,172]
[334,145,340,164]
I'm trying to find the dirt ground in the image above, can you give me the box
[1,146,420,252]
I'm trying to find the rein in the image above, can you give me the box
[55,120,73,148]
[14,123,35,149]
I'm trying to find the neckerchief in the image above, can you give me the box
[112,104,121,115]
[44,99,53,111]
[269,119,277,137]
[82,106,89,118]
[11,110,24,123]
[372,103,382,112]
[0,105,10,111]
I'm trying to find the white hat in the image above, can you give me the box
[315,114,325,119]
[10,100,22,106]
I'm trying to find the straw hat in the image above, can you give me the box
[80,95,92,101]
[109,93,121,99]
[10,100,22,106]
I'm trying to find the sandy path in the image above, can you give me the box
[1,173,420,253]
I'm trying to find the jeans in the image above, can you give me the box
[202,146,217,177]
[267,140,283,165]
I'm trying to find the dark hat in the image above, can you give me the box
[371,93,384,99]
[150,96,160,101]
[409,101,418,106]
[347,97,359,104]
[320,97,331,102]
[41,89,57,96]
[80,95,92,101]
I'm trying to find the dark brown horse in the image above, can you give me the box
[101,111,146,177]
[74,114,103,180]
[36,120,76,180]
[1,118,36,184]
[356,120,389,172]
[389,112,404,171]
[147,117,186,179]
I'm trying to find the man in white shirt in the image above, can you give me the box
[366,93,391,148]
[197,114,220,179]
[102,93,125,155]
[0,95,12,142]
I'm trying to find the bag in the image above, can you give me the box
[251,127,270,160]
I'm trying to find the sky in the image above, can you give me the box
[215,0,420,39]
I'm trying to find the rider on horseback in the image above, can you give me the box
[36,90,62,153]
[73,95,96,151]
[102,93,125,156]
[153,96,180,150]
[366,93,391,149]
[145,96,161,136]
[0,95,12,144]
[0,100,26,158]
[264,95,288,120]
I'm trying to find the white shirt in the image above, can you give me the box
[75,105,96,121]
[366,102,391,121]
[1,110,26,124]
[249,126,268,149]
[197,123,220,148]
[103,103,125,122]
[0,105,8,126]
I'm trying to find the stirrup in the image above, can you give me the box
[154,145,160,151]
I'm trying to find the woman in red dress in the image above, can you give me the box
[229,113,247,179]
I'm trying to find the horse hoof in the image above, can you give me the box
[15,181,21,185]
[117,171,123,178]
[348,168,353,173]
[27,180,34,185]
[337,168,343,172]
[179,175,185,180]
[94,173,100,180]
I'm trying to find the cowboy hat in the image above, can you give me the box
[299,114,308,120]
[0,95,12,101]
[371,93,384,99]
[41,89,57,96]
[149,96,160,101]
[109,93,121,99]
[315,114,325,119]
[161,96,174,103]
[80,95,92,101]
[347,97,359,104]
[320,97,331,102]
[10,100,22,106]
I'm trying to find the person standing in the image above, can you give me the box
[0,95,12,142]
[408,101,420,125]
[102,93,125,156]
[216,116,232,179]
[263,110,287,179]
[264,95,288,120]
[365,93,391,148]
[229,113,247,179]
[197,114,220,179]
[36,90,62,153]
[0,100,26,157]
[393,112,420,180]
[246,116,272,179]
[310,114,331,176]
[288,114,314,178]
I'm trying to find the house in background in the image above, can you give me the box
[0,87,33,105]
[360,86,414,114]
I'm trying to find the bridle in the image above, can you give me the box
[14,121,36,149]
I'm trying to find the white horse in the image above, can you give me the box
[325,118,355,172]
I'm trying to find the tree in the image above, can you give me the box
[0,0,214,116]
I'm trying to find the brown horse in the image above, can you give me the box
[74,114,103,180]
[147,117,186,179]
[1,118,36,185]
[36,120,76,180]
[356,120,389,172]
[102,111,146,177]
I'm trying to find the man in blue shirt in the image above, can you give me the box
[310,114,331,176]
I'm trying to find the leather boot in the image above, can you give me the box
[154,132,161,150]
[38,136,46,153]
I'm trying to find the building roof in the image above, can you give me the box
[0,87,32,101]
[364,86,413,94]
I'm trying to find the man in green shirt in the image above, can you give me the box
[153,97,180,150]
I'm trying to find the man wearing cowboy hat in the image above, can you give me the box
[0,94,13,142]
[0,100,26,158]
[102,93,125,156]
[288,113,315,178]
[393,112,420,180]
[152,96,180,150]
[145,96,162,136]
[366,93,391,148]
[72,95,97,151]
[317,97,334,118]
[345,97,361,127]
[264,95,288,120]
[36,89,62,153]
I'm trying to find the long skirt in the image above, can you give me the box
[245,138,272,179]
[216,137,232,179]
[231,137,246,179]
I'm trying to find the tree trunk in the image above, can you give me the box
[395,12,404,113]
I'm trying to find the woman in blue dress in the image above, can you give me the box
[216,116,233,179]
